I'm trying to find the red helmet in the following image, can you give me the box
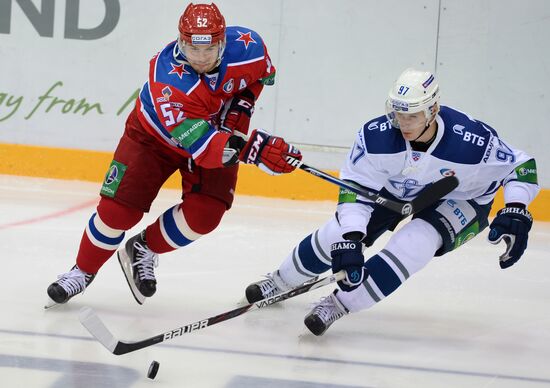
[178,3,226,45]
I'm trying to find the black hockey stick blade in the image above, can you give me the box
[286,155,458,215]
[79,271,345,355]
[409,175,459,214]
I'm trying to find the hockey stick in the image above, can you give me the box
[79,271,345,355]
[286,156,458,215]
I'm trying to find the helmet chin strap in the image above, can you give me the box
[412,124,431,142]
[412,116,438,143]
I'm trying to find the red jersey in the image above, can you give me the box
[136,26,275,168]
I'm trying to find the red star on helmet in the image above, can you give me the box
[236,31,256,49]
[169,63,190,79]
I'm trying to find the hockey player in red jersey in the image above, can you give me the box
[46,3,301,305]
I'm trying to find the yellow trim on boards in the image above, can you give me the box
[1,142,548,221]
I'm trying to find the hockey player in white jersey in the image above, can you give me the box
[244,68,540,336]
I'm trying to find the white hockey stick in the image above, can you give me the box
[79,271,345,355]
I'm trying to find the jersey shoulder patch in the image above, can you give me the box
[224,26,266,64]
[152,42,200,95]
[361,115,406,154]
[432,106,494,164]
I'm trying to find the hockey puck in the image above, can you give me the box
[147,360,160,379]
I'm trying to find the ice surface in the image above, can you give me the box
[1,175,549,388]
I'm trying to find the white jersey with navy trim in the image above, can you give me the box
[342,106,538,206]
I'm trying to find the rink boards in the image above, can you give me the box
[1,142,549,221]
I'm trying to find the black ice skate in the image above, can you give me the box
[245,270,291,303]
[117,231,159,305]
[304,290,349,336]
[46,265,95,307]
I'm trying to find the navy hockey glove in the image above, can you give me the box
[487,204,533,269]
[220,91,255,136]
[239,129,302,175]
[330,241,367,292]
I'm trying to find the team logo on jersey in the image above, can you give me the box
[162,86,172,99]
[412,151,421,161]
[168,63,190,79]
[389,178,422,198]
[223,78,234,93]
[440,168,456,177]
[236,31,256,49]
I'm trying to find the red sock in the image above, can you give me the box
[146,194,226,254]
[75,198,143,273]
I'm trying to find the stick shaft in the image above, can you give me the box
[286,156,458,216]
[80,271,345,355]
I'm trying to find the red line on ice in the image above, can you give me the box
[0,199,97,230]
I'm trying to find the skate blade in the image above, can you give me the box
[44,297,60,310]
[117,249,146,305]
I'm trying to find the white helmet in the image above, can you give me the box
[385,68,440,128]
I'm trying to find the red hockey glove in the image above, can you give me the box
[220,92,255,136]
[239,129,302,175]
